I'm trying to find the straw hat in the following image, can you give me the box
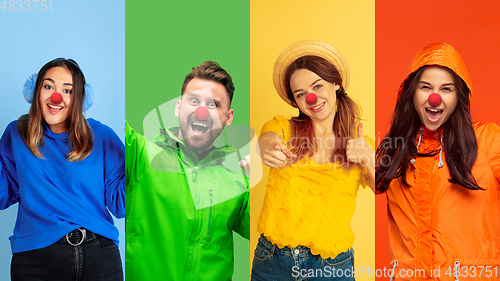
[273,40,350,105]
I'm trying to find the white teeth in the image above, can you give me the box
[312,102,324,110]
[48,104,62,110]
[427,108,441,112]
[192,122,208,127]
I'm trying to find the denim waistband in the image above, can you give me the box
[259,234,351,259]
[60,228,97,246]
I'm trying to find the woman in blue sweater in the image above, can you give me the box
[0,58,125,280]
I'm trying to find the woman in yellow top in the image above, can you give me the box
[251,41,375,280]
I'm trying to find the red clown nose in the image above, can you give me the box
[428,93,442,107]
[305,93,317,104]
[50,92,63,104]
[195,106,209,120]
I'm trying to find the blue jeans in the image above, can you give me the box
[11,228,123,281]
[252,234,355,281]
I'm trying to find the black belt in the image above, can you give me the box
[64,228,96,246]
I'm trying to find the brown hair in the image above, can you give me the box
[181,61,235,106]
[17,58,94,161]
[375,66,480,192]
[284,55,361,166]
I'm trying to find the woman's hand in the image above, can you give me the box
[346,124,375,192]
[258,132,297,168]
[346,124,373,165]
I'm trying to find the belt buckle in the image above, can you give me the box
[66,228,86,246]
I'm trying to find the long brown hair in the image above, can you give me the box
[17,58,94,161]
[375,66,480,192]
[284,56,361,166]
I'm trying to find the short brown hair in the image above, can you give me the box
[181,61,235,104]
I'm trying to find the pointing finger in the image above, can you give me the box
[274,143,297,159]
[281,146,297,159]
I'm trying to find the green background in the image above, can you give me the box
[125,0,250,280]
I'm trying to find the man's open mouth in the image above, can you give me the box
[191,121,209,135]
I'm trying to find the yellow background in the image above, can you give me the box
[250,1,375,279]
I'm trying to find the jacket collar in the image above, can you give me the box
[421,125,443,140]
[413,125,445,168]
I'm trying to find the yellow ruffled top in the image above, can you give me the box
[256,115,372,259]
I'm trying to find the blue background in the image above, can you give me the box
[0,0,125,277]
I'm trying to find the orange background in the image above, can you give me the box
[375,0,500,278]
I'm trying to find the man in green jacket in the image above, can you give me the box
[125,61,250,280]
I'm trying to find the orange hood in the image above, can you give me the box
[397,43,473,99]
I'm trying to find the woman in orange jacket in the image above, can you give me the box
[376,43,500,281]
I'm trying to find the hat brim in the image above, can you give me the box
[273,41,350,106]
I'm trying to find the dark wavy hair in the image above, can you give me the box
[17,58,94,161]
[284,55,361,166]
[376,65,480,192]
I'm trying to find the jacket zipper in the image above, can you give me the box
[207,189,213,237]
[191,166,213,237]
[193,167,198,181]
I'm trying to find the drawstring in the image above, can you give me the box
[389,260,398,281]
[454,261,460,281]
[410,128,424,165]
[410,128,444,168]
[437,133,444,168]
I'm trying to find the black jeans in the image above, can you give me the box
[11,228,123,281]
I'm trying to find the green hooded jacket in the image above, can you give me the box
[125,121,250,280]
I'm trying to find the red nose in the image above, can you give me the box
[428,93,442,107]
[195,106,209,120]
[305,93,317,104]
[50,92,63,104]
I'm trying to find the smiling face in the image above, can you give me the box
[175,78,234,154]
[39,66,73,133]
[290,69,339,122]
[412,66,458,131]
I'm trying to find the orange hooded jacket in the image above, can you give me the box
[386,43,500,280]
